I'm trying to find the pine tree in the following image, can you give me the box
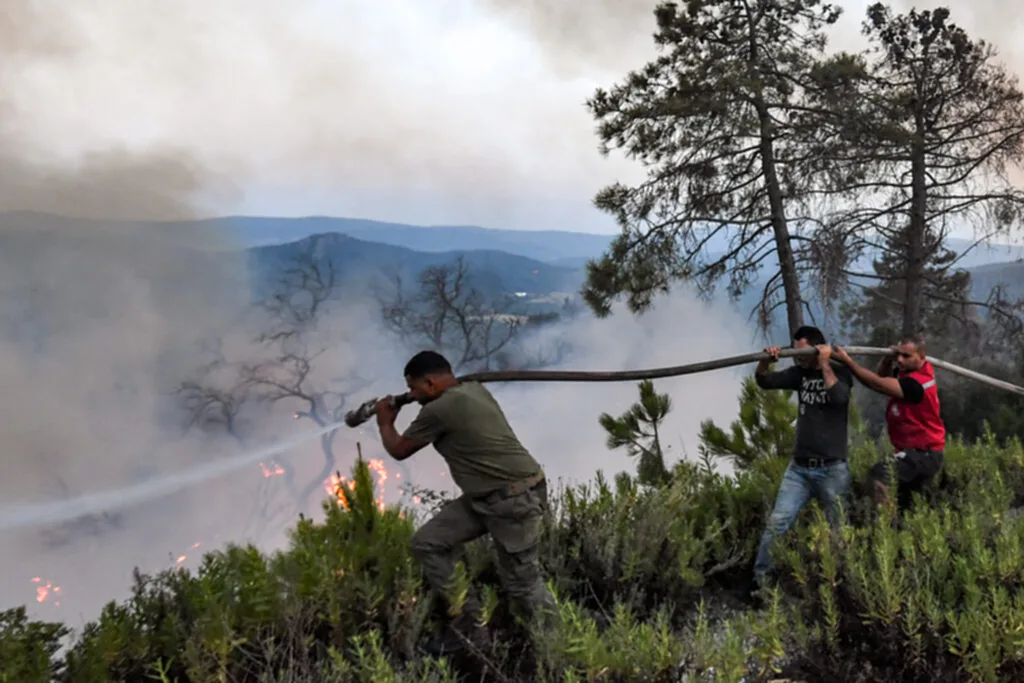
[582,0,845,337]
[697,375,797,470]
[839,232,978,356]
[599,380,673,486]
[807,4,1024,338]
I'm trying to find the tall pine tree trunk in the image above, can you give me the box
[745,0,803,338]
[758,100,804,337]
[903,134,927,337]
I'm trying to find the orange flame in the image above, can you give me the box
[31,577,61,606]
[174,541,202,571]
[368,459,388,511]
[260,461,285,478]
[324,459,390,511]
[324,473,358,510]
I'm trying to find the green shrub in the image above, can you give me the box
[0,607,68,683]
[6,407,1024,681]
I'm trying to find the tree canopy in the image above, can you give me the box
[583,0,847,336]
[584,1,1024,346]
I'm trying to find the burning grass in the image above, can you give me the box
[5,424,1024,681]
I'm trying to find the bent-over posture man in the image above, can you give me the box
[374,350,556,654]
[832,337,946,508]
[753,326,854,592]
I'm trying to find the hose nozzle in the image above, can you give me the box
[344,392,414,428]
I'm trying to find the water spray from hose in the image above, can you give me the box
[0,420,351,531]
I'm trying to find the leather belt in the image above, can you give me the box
[793,457,843,468]
[476,471,546,500]
[502,471,546,497]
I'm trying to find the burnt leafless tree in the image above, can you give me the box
[377,256,527,373]
[176,351,251,444]
[175,247,368,517]
[255,249,336,345]
[175,337,252,442]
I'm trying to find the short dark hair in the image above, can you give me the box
[900,335,927,355]
[793,325,826,346]
[404,350,453,379]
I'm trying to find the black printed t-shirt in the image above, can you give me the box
[755,361,854,461]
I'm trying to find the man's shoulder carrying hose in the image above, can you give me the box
[343,346,1024,428]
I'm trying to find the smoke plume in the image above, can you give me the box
[0,0,256,624]
[475,0,662,76]
[0,0,768,628]
[477,0,1023,78]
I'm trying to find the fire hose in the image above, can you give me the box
[2,346,1019,531]
[343,345,1024,427]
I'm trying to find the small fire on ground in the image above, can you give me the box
[324,458,390,511]
[260,461,285,478]
[32,577,60,607]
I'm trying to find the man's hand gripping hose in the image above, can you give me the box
[345,392,415,427]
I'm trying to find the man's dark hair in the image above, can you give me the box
[900,334,927,355]
[404,350,453,379]
[793,325,826,346]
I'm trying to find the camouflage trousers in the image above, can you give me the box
[410,478,556,624]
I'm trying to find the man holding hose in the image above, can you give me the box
[373,350,556,656]
[753,326,855,593]
[831,337,946,508]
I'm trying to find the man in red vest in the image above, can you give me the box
[832,336,946,507]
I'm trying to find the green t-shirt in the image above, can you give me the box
[401,381,542,496]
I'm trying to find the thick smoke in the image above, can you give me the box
[495,292,758,487]
[0,0,769,629]
[479,0,1023,74]
[3,0,649,233]
[0,0,262,625]
[475,0,662,76]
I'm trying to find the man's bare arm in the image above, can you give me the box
[375,397,433,461]
[754,346,804,391]
[379,422,428,461]
[817,345,837,389]
[876,347,897,376]
[842,355,904,399]
[756,346,783,375]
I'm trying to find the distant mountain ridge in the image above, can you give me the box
[6,211,1024,271]
[4,212,1023,319]
[246,231,582,300]
[208,215,616,265]
[210,214,1024,272]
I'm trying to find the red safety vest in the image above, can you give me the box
[885,360,946,452]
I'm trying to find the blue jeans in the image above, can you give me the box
[753,461,851,584]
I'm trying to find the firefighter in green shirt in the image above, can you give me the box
[374,350,556,654]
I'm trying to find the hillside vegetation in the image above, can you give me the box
[246,233,582,302]
[4,380,1024,683]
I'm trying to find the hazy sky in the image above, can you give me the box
[5,0,1023,233]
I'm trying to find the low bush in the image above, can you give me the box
[6,402,1024,681]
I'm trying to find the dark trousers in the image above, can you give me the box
[411,479,556,623]
[870,449,944,508]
